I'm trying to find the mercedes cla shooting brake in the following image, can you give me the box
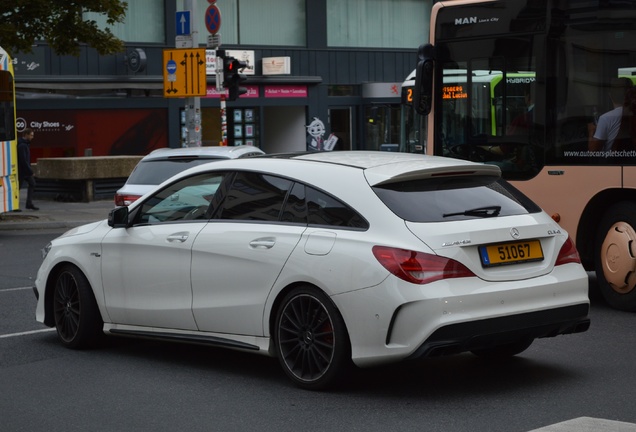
[35,151,590,390]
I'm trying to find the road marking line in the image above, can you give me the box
[1,286,34,293]
[0,328,56,339]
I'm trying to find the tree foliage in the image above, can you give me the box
[0,0,127,57]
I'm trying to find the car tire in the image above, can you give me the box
[471,338,533,359]
[274,286,352,390]
[595,202,636,311]
[53,264,103,349]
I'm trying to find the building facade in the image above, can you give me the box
[13,0,432,159]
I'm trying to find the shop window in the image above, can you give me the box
[230,108,260,147]
[194,107,260,148]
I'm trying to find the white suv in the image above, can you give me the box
[114,146,264,206]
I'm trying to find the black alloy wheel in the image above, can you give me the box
[53,265,103,349]
[275,287,351,390]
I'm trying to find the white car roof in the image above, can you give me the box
[126,151,503,214]
[174,151,500,186]
[293,151,501,186]
[141,145,265,161]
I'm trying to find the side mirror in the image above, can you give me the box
[108,206,129,228]
[413,43,435,116]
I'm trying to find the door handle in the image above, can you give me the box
[167,232,189,243]
[249,237,276,249]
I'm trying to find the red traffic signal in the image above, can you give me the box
[228,59,248,72]
[227,57,247,73]
[222,56,248,101]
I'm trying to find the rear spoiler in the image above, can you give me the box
[364,162,501,187]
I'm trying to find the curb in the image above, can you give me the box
[0,219,102,231]
[0,199,113,231]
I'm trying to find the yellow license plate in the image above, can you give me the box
[479,240,544,267]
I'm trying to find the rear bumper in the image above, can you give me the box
[335,263,590,367]
[406,303,590,359]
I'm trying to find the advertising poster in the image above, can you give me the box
[16,109,168,160]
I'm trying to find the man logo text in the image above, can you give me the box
[455,17,477,25]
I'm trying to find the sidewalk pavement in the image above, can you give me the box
[529,417,636,432]
[0,198,115,230]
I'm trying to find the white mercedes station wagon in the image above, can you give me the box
[35,151,590,390]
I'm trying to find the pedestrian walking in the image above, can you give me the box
[17,128,39,210]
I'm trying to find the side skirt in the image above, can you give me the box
[104,326,268,354]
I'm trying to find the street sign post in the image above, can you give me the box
[176,1,202,147]
[163,48,207,97]
[205,0,227,145]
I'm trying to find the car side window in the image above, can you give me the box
[213,171,292,221]
[280,182,307,224]
[306,186,369,229]
[133,173,225,225]
[279,183,368,229]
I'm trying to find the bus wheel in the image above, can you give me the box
[595,202,636,311]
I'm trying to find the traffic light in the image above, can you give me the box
[222,56,248,101]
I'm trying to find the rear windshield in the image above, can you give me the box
[127,158,224,185]
[372,175,541,222]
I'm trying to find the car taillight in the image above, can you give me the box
[114,194,141,207]
[555,236,581,266]
[372,246,474,285]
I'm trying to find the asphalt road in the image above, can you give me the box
[2,228,636,432]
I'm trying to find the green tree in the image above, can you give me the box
[0,0,127,56]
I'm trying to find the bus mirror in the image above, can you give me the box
[413,44,435,115]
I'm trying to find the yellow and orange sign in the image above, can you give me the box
[163,48,207,98]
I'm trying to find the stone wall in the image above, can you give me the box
[34,156,143,202]
[35,156,143,179]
